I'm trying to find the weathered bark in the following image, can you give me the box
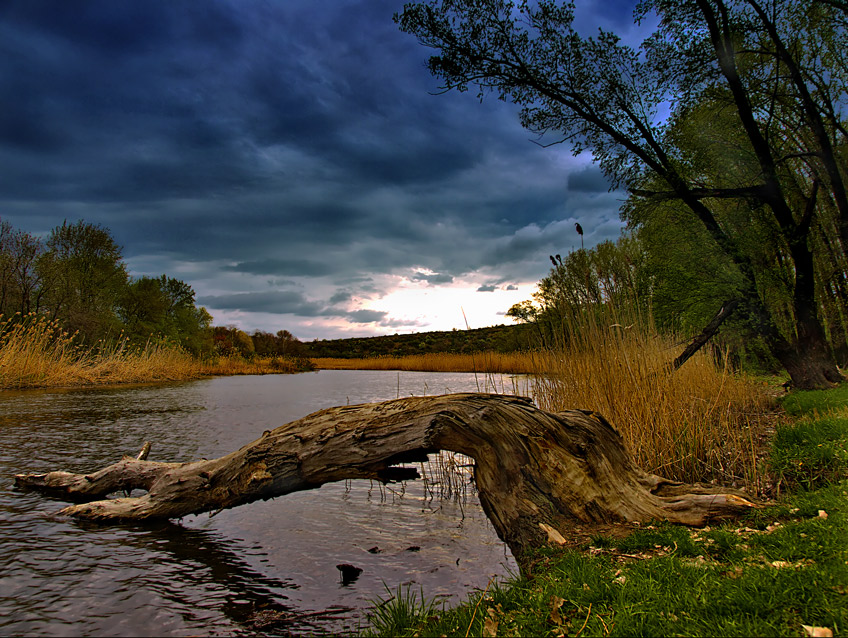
[15,393,759,570]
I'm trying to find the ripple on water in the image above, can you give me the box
[1,371,521,635]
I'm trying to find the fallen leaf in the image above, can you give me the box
[771,560,791,568]
[550,595,566,625]
[801,624,833,637]
[483,615,498,637]
[818,510,828,519]
[539,522,567,545]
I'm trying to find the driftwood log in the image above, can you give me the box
[15,393,759,570]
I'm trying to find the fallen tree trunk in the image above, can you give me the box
[672,298,741,371]
[15,393,759,570]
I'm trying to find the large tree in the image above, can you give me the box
[42,220,128,340]
[396,0,846,388]
[118,275,213,355]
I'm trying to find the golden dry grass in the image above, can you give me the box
[529,326,774,490]
[0,314,202,389]
[311,351,537,374]
[200,355,313,376]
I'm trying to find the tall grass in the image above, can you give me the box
[201,355,315,376]
[0,313,201,389]
[530,320,773,490]
[311,352,537,374]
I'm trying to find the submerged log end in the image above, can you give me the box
[57,495,159,521]
[14,471,82,492]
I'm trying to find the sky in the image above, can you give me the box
[0,0,646,340]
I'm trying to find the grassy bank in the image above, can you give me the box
[0,314,203,388]
[0,314,314,389]
[311,351,537,374]
[530,330,774,488]
[365,385,848,637]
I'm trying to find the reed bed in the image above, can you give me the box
[529,325,774,491]
[311,351,537,374]
[0,314,202,389]
[200,355,315,376]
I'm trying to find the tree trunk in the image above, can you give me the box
[15,393,760,572]
[673,298,740,371]
[770,326,845,390]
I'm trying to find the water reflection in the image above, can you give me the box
[1,371,521,636]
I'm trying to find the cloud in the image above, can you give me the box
[329,290,353,304]
[567,166,613,193]
[411,271,455,285]
[477,284,497,292]
[0,0,633,336]
[344,309,388,324]
[197,290,325,316]
[225,258,336,277]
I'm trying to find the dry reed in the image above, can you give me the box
[530,324,774,491]
[311,351,537,374]
[0,314,202,389]
[200,355,313,376]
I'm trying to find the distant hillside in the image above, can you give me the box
[302,323,537,358]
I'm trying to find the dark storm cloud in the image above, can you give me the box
[567,166,613,193]
[0,0,637,336]
[196,290,326,316]
[196,288,398,326]
[477,284,497,292]
[346,309,388,324]
[411,271,454,285]
[224,258,336,277]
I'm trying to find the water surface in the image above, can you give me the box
[0,371,523,635]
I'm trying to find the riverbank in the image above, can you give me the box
[0,315,316,389]
[310,352,537,374]
[364,384,848,637]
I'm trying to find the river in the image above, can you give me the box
[0,370,525,636]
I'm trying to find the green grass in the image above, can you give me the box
[781,384,848,418]
[363,384,848,637]
[769,387,848,493]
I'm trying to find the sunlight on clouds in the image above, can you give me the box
[362,276,533,333]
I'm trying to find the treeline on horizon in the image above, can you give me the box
[302,323,536,359]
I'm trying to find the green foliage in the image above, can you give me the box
[0,217,213,355]
[250,329,305,357]
[364,585,445,637]
[782,385,848,418]
[302,324,535,359]
[769,391,848,491]
[521,235,651,348]
[397,0,848,387]
[118,275,212,355]
[41,219,128,340]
